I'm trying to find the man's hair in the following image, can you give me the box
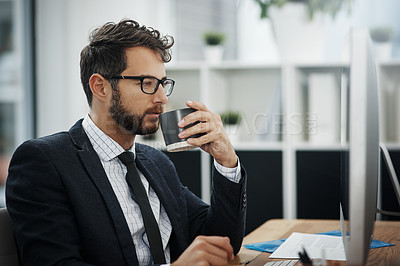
[80,19,174,107]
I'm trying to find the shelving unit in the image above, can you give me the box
[377,60,400,144]
[169,61,349,215]
[137,59,400,232]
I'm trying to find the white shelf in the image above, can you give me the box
[382,143,400,150]
[291,61,347,69]
[232,141,283,151]
[292,142,347,151]
[377,59,400,67]
[164,59,400,219]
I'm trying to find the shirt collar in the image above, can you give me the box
[82,114,135,162]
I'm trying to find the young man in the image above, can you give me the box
[6,19,246,266]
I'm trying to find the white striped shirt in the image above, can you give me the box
[82,114,241,265]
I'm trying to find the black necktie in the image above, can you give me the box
[118,151,166,264]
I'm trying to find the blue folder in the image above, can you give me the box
[244,230,394,253]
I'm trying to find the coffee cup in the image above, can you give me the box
[159,108,203,152]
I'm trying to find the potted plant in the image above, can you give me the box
[253,0,353,62]
[254,0,353,21]
[370,26,393,60]
[220,111,241,143]
[370,27,393,43]
[203,30,226,63]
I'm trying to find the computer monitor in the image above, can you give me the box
[340,28,380,265]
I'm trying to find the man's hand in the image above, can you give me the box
[172,235,234,266]
[177,100,238,168]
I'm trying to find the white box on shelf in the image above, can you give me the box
[308,73,340,144]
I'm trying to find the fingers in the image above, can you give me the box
[177,103,223,140]
[172,235,234,266]
[197,236,234,260]
[186,100,210,112]
[178,120,218,139]
[178,100,213,128]
[178,109,216,129]
[178,100,237,168]
[191,240,231,264]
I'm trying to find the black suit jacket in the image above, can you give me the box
[6,120,247,266]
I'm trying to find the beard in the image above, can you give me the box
[109,88,161,135]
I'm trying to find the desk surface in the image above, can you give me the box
[231,219,400,266]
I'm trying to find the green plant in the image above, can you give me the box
[254,0,353,20]
[220,111,241,125]
[370,27,393,43]
[203,31,226,46]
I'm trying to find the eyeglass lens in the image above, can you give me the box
[141,77,173,96]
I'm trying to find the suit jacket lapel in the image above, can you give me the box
[69,120,139,266]
[135,150,185,253]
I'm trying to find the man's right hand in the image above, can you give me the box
[172,235,234,266]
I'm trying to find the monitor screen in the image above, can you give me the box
[340,28,380,266]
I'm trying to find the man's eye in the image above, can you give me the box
[143,81,152,87]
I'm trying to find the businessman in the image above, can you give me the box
[6,19,247,265]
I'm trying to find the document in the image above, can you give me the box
[269,232,346,261]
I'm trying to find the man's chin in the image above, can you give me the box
[116,116,159,136]
[137,122,159,136]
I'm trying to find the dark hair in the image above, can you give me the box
[80,19,174,107]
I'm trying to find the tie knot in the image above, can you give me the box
[118,151,135,166]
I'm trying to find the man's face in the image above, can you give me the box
[109,47,168,135]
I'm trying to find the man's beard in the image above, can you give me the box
[109,89,161,135]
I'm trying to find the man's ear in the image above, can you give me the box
[89,73,109,102]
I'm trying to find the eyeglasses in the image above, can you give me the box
[109,75,175,96]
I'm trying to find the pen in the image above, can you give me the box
[298,247,313,265]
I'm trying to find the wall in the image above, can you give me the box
[237,0,400,62]
[35,0,400,136]
[35,0,175,137]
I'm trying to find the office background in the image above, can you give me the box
[1,0,400,233]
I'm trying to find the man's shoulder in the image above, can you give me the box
[16,120,85,154]
[14,131,72,155]
[23,131,69,146]
[25,119,84,145]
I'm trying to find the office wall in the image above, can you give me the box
[35,0,400,137]
[35,0,175,137]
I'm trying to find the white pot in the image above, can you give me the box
[374,42,392,61]
[203,45,224,63]
[269,3,326,63]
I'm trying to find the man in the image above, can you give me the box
[6,19,246,266]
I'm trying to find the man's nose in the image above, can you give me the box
[153,83,168,105]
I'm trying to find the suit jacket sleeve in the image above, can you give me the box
[6,140,94,266]
[184,164,247,255]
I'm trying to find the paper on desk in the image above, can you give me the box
[244,230,393,253]
[269,232,346,261]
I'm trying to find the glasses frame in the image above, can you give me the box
[109,75,175,96]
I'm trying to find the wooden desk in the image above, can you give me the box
[230,219,400,265]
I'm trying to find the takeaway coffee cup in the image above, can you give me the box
[159,108,202,152]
